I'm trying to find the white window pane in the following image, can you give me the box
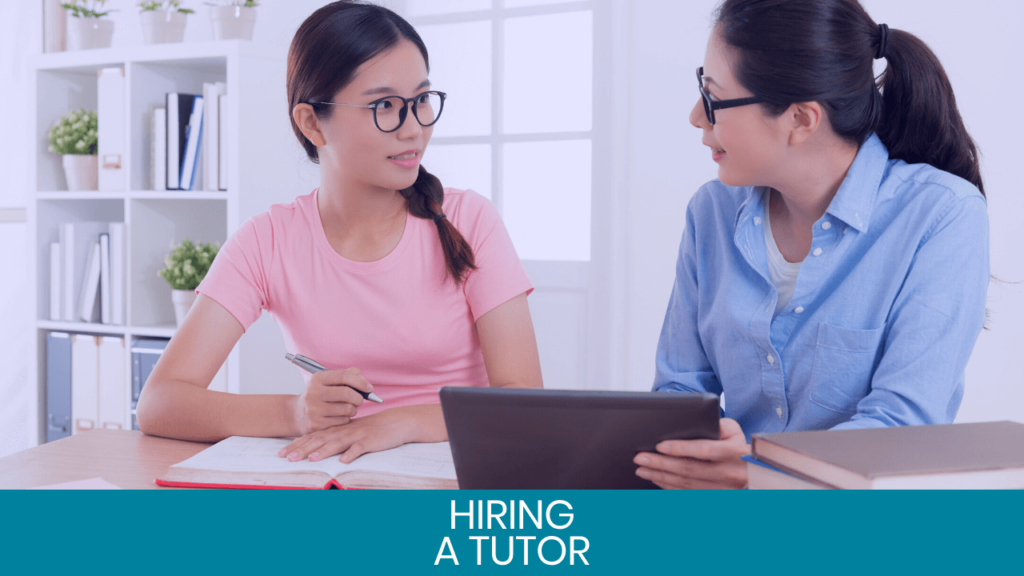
[503,140,591,261]
[423,144,492,199]
[406,0,492,17]
[503,11,592,134]
[504,0,567,6]
[416,21,492,137]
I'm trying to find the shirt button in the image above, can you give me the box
[813,248,823,257]
[753,217,762,225]
[794,307,804,314]
[767,354,775,365]
[821,222,832,230]
[776,406,783,418]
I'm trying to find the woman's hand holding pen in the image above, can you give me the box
[289,368,375,436]
[632,418,751,489]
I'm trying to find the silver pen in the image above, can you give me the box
[285,353,384,404]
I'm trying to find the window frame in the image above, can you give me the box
[402,0,600,259]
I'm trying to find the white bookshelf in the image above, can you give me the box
[27,40,303,446]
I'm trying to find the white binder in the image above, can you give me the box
[218,93,229,191]
[71,334,99,434]
[77,241,101,323]
[98,336,127,430]
[99,233,111,325]
[108,223,125,325]
[203,82,226,191]
[152,107,166,191]
[97,67,126,191]
[49,242,61,321]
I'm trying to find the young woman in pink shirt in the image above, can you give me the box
[136,1,542,463]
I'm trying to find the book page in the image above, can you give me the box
[170,437,456,481]
[329,442,456,480]
[168,436,338,475]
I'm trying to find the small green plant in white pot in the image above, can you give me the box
[208,1,259,41]
[48,108,99,191]
[61,0,115,50]
[139,1,194,44]
[158,238,220,326]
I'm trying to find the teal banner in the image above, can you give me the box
[1,490,1020,574]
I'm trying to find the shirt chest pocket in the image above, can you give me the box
[809,322,885,414]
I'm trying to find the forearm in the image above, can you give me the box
[136,379,298,442]
[398,403,449,443]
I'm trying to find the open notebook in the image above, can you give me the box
[156,436,458,490]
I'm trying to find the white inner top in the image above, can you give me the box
[763,197,802,318]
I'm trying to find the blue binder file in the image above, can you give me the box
[45,332,72,443]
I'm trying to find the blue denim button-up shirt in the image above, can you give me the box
[654,135,989,439]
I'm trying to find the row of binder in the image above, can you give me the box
[45,333,131,440]
[49,221,124,324]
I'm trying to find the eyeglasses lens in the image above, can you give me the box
[374,92,444,132]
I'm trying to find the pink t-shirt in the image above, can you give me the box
[197,188,533,417]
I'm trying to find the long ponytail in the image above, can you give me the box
[876,29,984,196]
[401,165,477,284]
[716,0,984,196]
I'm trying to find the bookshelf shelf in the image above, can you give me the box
[35,321,179,339]
[28,39,303,446]
[36,190,229,200]
[36,320,129,336]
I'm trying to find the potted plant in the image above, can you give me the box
[61,0,115,50]
[208,0,258,41]
[158,238,220,326]
[139,1,193,44]
[48,108,99,191]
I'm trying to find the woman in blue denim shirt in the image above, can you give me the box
[634,0,989,489]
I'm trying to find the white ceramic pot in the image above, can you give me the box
[171,289,198,327]
[210,5,256,41]
[66,17,114,51]
[62,155,98,191]
[140,11,187,45]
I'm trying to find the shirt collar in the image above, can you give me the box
[825,133,889,233]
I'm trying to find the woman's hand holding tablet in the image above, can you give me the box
[633,418,751,489]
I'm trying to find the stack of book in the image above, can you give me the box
[151,82,228,191]
[747,421,1024,489]
[49,221,125,325]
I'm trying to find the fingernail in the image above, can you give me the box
[288,452,299,461]
[636,456,649,466]
[277,449,286,457]
[309,453,319,461]
[636,468,651,479]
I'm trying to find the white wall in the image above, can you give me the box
[0,3,42,458]
[621,0,1024,424]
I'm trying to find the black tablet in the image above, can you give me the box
[439,387,721,489]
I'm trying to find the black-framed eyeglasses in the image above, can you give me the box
[697,67,762,125]
[311,90,447,133]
